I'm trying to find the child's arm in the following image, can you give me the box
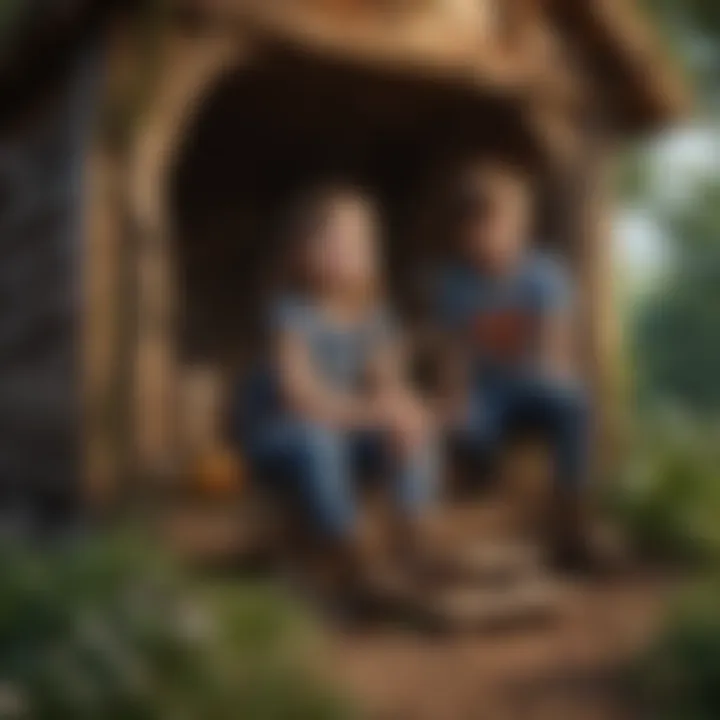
[365,334,411,400]
[275,329,381,430]
[536,258,577,380]
[365,334,435,450]
[427,269,474,427]
[539,308,576,379]
[433,329,473,426]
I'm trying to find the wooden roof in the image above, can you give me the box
[180,0,689,136]
[549,0,690,133]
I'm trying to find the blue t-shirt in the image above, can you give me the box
[271,295,393,393]
[240,295,393,428]
[435,252,572,381]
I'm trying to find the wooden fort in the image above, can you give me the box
[85,0,687,513]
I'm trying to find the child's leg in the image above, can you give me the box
[501,377,595,567]
[390,437,442,571]
[351,431,441,578]
[502,377,590,491]
[451,382,505,460]
[392,440,440,522]
[249,421,356,536]
[248,421,366,590]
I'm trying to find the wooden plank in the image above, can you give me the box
[425,577,565,633]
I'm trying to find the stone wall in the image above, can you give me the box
[0,41,101,527]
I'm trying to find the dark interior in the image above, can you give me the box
[169,48,552,365]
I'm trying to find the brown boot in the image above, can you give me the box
[548,487,624,576]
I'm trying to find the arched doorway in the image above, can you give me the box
[168,48,544,368]
[127,41,555,480]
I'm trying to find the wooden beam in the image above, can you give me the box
[554,132,622,479]
[127,32,242,483]
[549,0,690,133]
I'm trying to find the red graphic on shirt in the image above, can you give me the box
[471,310,534,361]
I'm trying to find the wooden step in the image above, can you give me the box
[416,575,566,633]
[448,540,545,586]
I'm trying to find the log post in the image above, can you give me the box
[84,145,126,511]
[127,33,241,486]
[557,133,622,479]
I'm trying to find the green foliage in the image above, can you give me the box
[645,0,720,44]
[633,180,720,415]
[608,415,720,563]
[631,580,720,720]
[0,534,355,720]
[642,0,720,100]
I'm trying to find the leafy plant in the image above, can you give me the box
[631,579,720,720]
[607,414,720,563]
[0,533,355,720]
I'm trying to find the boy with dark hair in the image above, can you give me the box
[435,159,597,571]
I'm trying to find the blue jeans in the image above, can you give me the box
[244,420,439,539]
[456,376,590,489]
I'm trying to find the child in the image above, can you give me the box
[434,158,595,571]
[240,185,438,606]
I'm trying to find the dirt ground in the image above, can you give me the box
[164,480,679,720]
[328,573,676,720]
[324,487,678,720]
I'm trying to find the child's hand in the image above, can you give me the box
[379,394,435,453]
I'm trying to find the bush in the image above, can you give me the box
[0,533,355,720]
[607,414,720,563]
[632,580,720,720]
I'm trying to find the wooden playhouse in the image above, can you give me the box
[85,0,686,526]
